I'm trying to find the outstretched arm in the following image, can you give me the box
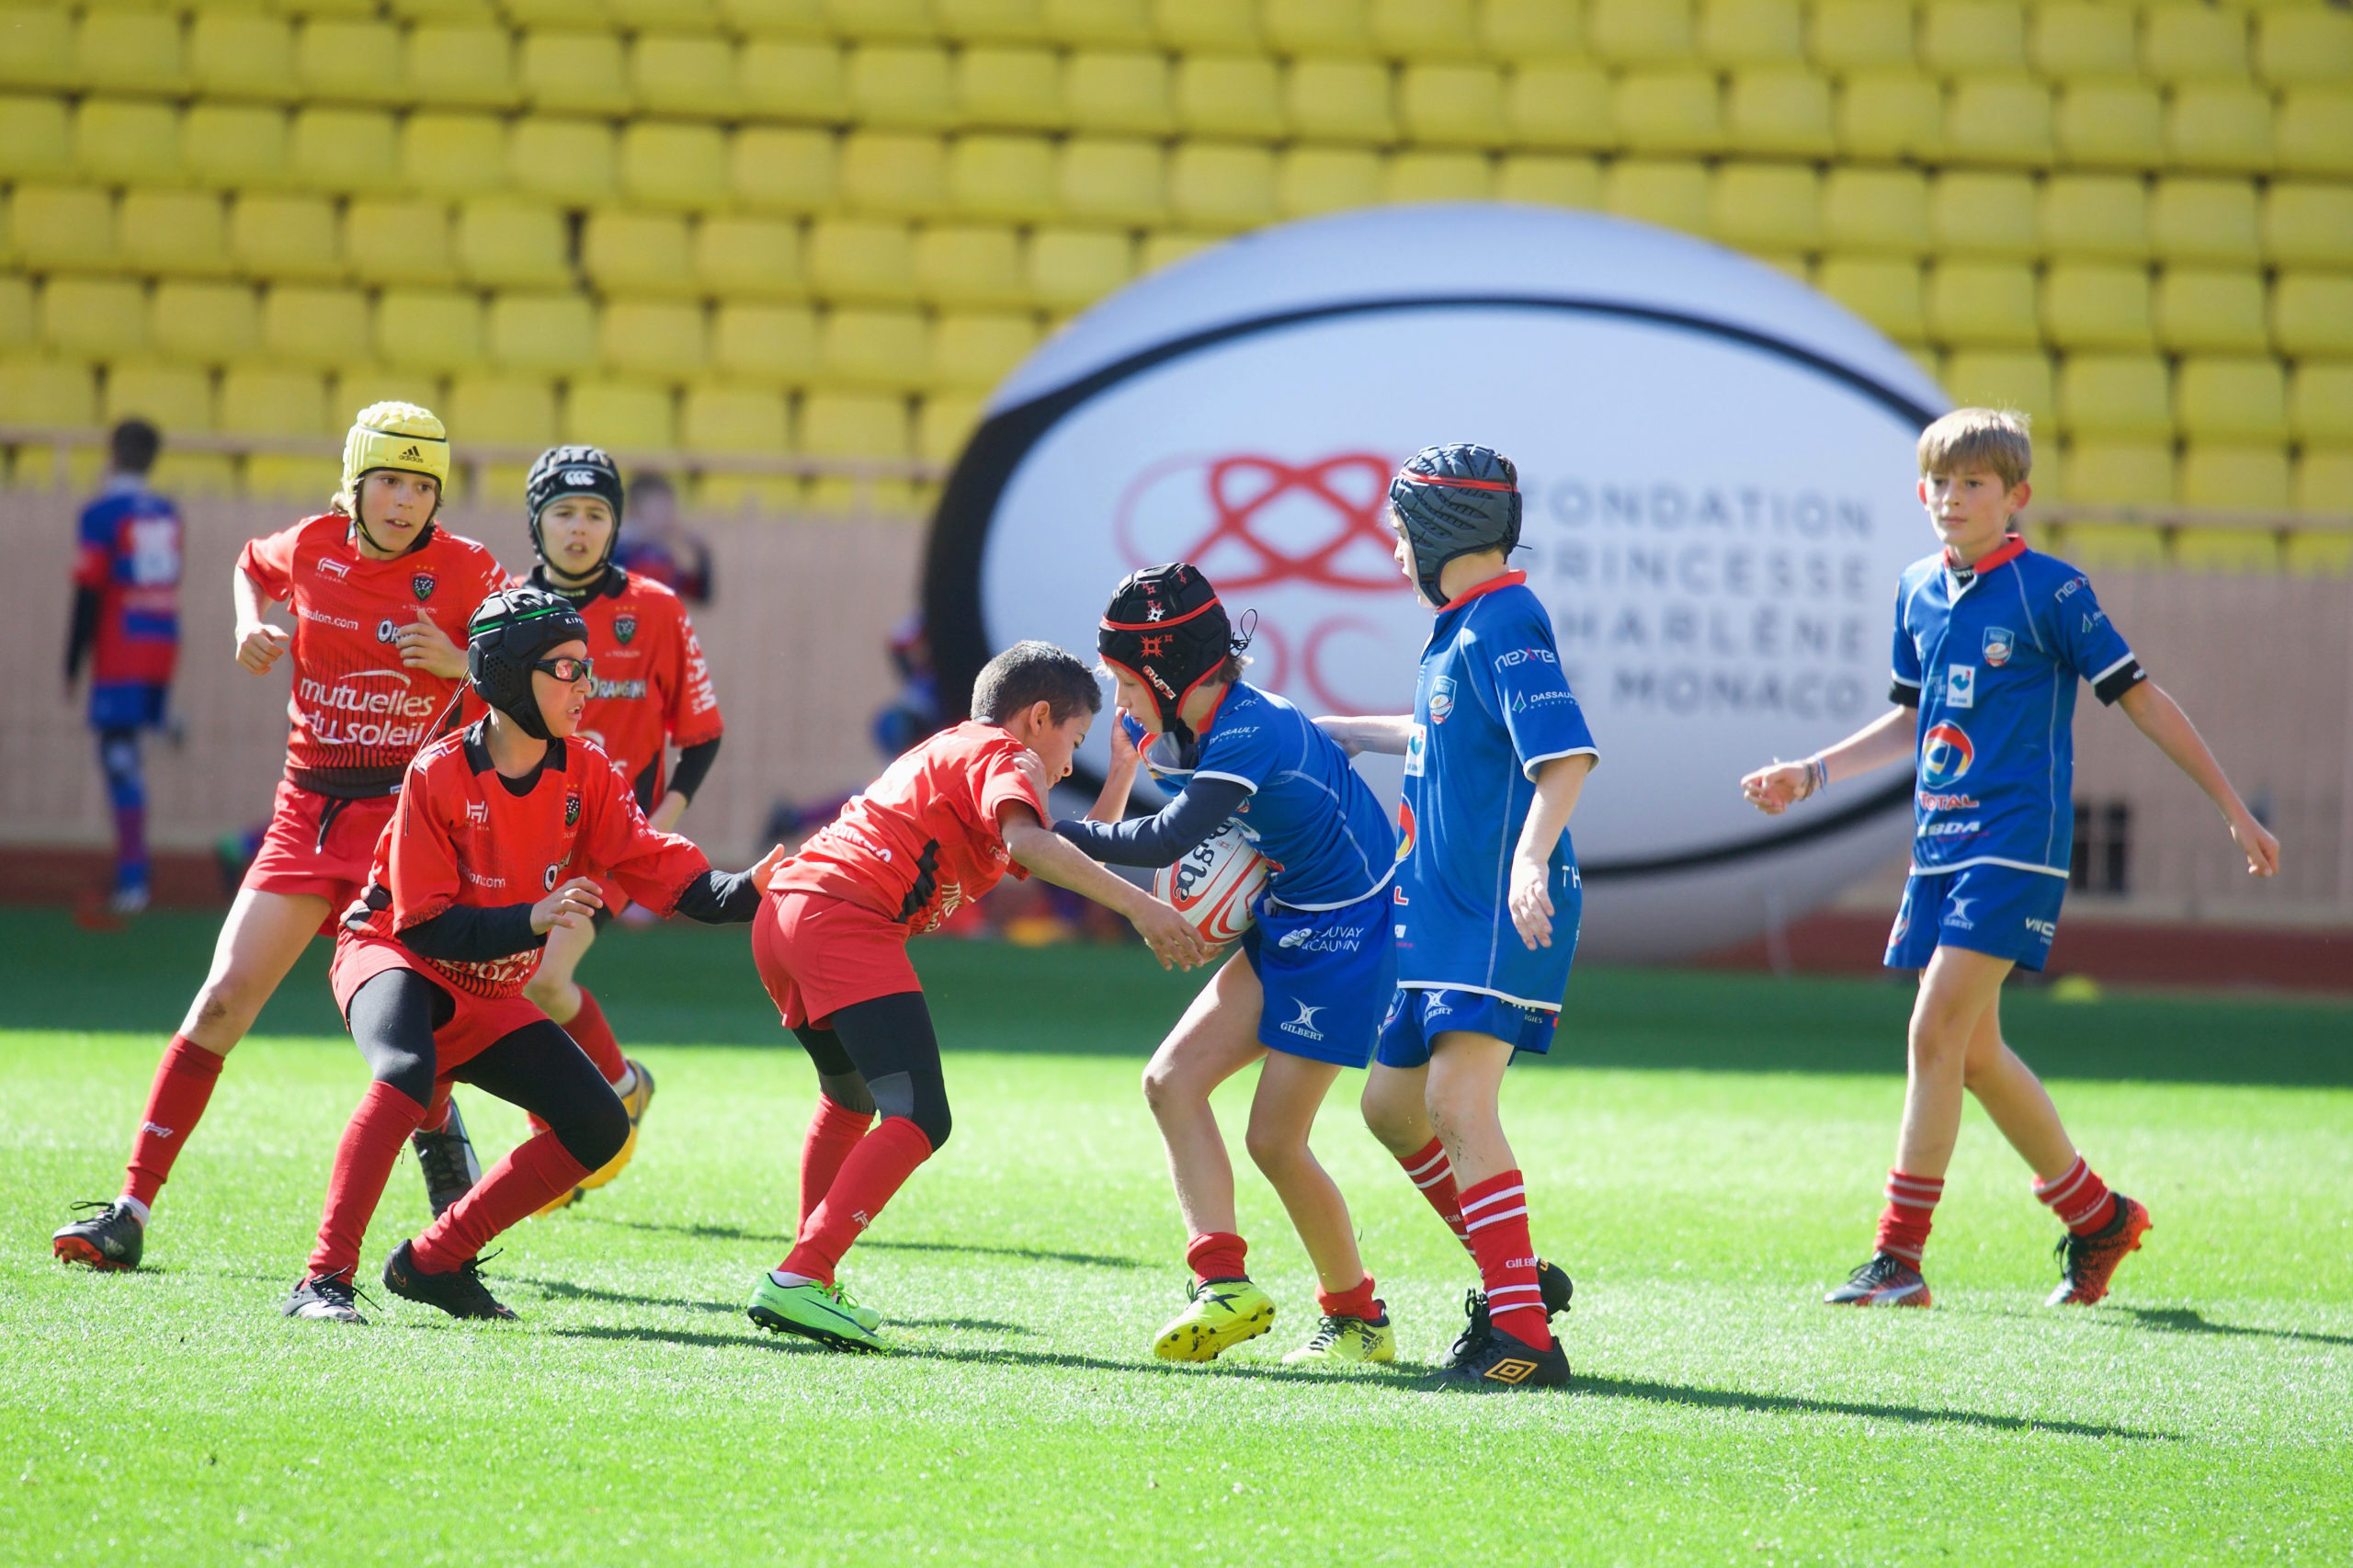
[2117,682,2279,877]
[1001,807,1214,970]
[1741,706,1916,815]
[1314,714,1415,756]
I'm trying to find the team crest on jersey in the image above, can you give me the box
[1983,626,2014,666]
[612,612,638,645]
[564,790,582,827]
[412,572,437,602]
[1427,676,1456,723]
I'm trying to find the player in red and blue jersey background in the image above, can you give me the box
[1744,408,2279,1312]
[64,420,182,918]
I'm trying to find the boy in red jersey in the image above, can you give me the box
[284,586,780,1324]
[407,447,725,1217]
[745,642,1214,1352]
[53,403,508,1273]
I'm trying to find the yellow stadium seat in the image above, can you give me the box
[953,133,1059,222]
[2061,445,2174,509]
[849,45,956,128]
[263,286,373,369]
[1506,62,1613,151]
[565,378,677,450]
[1028,227,1131,310]
[1497,153,1601,209]
[1931,172,2038,258]
[1809,0,1913,69]
[603,299,709,379]
[2290,363,2353,446]
[1280,146,1384,217]
[2171,523,2281,574]
[77,98,183,187]
[809,218,920,303]
[1821,167,1927,255]
[1168,142,1278,230]
[2165,85,2274,173]
[711,302,820,381]
[2292,451,2353,518]
[584,210,692,296]
[407,26,519,111]
[2054,82,2164,169]
[104,362,212,435]
[519,31,631,114]
[1152,0,1257,51]
[0,8,77,92]
[2039,175,2146,262]
[1700,0,1802,64]
[2276,90,2353,178]
[1066,50,1175,135]
[740,40,849,119]
[376,290,486,372]
[685,382,790,456]
[401,114,510,200]
[78,9,185,96]
[1387,150,1495,203]
[189,12,297,101]
[291,108,399,195]
[456,199,569,289]
[2262,183,2353,269]
[959,46,1066,131]
[1400,63,1506,149]
[2175,356,2286,443]
[1726,68,1834,156]
[186,105,292,191]
[1044,0,1153,46]
[1815,257,1923,340]
[696,214,806,298]
[1176,54,1285,140]
[1604,158,1709,234]
[1616,70,1722,154]
[801,389,907,453]
[2283,524,2353,574]
[1945,78,2052,166]
[938,0,1048,43]
[933,311,1037,389]
[11,186,116,272]
[2029,3,2136,80]
[610,0,717,28]
[447,371,560,446]
[822,306,929,388]
[152,281,260,365]
[1291,59,1397,145]
[2150,177,2260,267]
[1482,0,1582,56]
[633,34,740,118]
[0,96,69,181]
[244,451,343,505]
[733,128,838,212]
[1944,348,2055,430]
[1928,262,2039,347]
[231,195,341,282]
[296,19,406,108]
[1140,231,1219,272]
[1059,135,1166,222]
[914,224,1026,306]
[2141,6,2248,85]
[0,277,28,351]
[345,199,456,287]
[916,390,984,464]
[511,117,619,204]
[220,366,328,436]
[122,190,229,276]
[2273,277,2353,358]
[2042,263,2154,349]
[2180,446,2290,514]
[1370,0,1476,59]
[2154,268,2268,354]
[1836,72,1942,160]
[1920,1,2026,73]
[825,0,934,43]
[42,277,146,358]
[841,131,951,216]
[0,357,97,428]
[1265,0,1373,56]
[622,122,730,211]
[1714,163,1819,251]
[1589,0,1693,64]
[2060,353,2170,438]
[490,291,597,373]
[2256,9,2353,89]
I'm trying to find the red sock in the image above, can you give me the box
[1461,1169,1551,1348]
[1398,1136,1472,1252]
[1316,1274,1380,1322]
[420,1082,455,1133]
[1875,1169,1945,1265]
[800,1094,875,1227]
[410,1130,590,1274]
[1185,1231,1248,1286]
[307,1081,429,1280]
[2033,1154,2118,1236]
[123,1036,226,1207]
[564,987,628,1085]
[779,1117,933,1285]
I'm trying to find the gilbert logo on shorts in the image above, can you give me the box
[1279,1001,1325,1041]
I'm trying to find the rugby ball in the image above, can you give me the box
[1154,825,1269,945]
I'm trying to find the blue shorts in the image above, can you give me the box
[1239,885,1397,1070]
[1885,865,2067,972]
[89,681,167,733]
[1375,986,1561,1069]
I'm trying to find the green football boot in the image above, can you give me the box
[747,1272,888,1353]
[1151,1278,1276,1362]
[1280,1309,1396,1366]
[826,1279,883,1333]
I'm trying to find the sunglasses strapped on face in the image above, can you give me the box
[531,655,595,684]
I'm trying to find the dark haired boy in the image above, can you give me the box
[746,641,1213,1352]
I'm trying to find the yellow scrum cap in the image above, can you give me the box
[336,402,450,516]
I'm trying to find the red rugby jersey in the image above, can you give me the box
[538,568,723,801]
[355,725,711,997]
[238,516,509,793]
[770,721,1045,934]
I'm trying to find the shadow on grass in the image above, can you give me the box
[514,1276,738,1316]
[2113,1305,2353,1349]
[589,1217,1142,1270]
[1577,1374,2175,1441]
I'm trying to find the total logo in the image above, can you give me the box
[1277,1001,1326,1042]
[1919,722,1974,789]
[1394,798,1416,860]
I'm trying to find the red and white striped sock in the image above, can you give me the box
[1397,1136,1472,1253]
[1461,1169,1551,1348]
[1874,1169,1945,1266]
[2033,1154,2118,1236]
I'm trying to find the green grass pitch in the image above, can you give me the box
[2,910,2348,1565]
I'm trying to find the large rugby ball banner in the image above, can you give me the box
[926,204,1949,962]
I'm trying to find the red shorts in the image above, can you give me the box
[242,778,395,918]
[329,933,549,1074]
[751,889,918,1031]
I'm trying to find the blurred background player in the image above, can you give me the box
[64,418,182,920]
[287,585,779,1324]
[1741,409,2280,1311]
[51,403,508,1273]
[1059,563,1403,1368]
[611,472,711,606]
[745,642,1212,1354]
[1321,444,1597,1391]
[407,447,726,1219]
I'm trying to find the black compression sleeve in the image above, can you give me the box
[65,586,100,686]
[670,867,761,924]
[666,736,721,803]
[1890,679,1922,709]
[399,903,545,962]
[1051,777,1252,867]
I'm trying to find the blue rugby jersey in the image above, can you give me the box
[1891,535,2143,878]
[1395,572,1599,1006]
[1131,681,1398,910]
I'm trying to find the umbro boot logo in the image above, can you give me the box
[1483,1358,1539,1384]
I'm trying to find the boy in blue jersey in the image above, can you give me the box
[1057,563,1404,1366]
[1320,444,1597,1391]
[1743,409,2279,1310]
